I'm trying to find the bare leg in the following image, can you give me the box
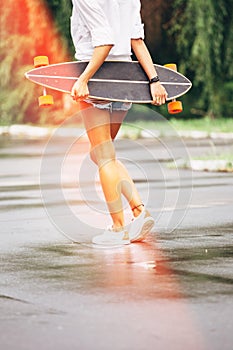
[111,111,144,217]
[89,110,144,217]
[82,107,153,244]
[81,107,132,229]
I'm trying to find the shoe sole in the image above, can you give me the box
[130,218,155,243]
[92,230,130,246]
[92,241,130,246]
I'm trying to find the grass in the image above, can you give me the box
[168,153,233,172]
[1,104,233,136]
[121,116,233,139]
[170,117,233,133]
[123,105,233,134]
[123,117,233,134]
[193,153,233,162]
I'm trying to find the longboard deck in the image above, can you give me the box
[25,61,192,103]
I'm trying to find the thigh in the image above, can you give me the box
[81,107,112,146]
[81,107,117,167]
[110,111,128,140]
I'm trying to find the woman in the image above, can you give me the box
[70,0,167,245]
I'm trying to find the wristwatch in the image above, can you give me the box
[149,76,160,84]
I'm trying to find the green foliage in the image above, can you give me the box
[0,21,39,124]
[0,0,69,125]
[44,0,73,55]
[170,0,233,117]
[1,0,232,126]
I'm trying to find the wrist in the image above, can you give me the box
[79,73,89,84]
[149,76,160,84]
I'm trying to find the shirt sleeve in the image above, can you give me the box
[131,2,145,39]
[74,0,115,47]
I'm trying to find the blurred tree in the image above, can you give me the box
[1,0,232,124]
[0,0,68,125]
[170,0,233,118]
[45,0,73,54]
[141,0,177,63]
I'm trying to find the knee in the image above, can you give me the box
[90,148,97,165]
[91,141,116,167]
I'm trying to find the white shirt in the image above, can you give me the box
[71,0,144,61]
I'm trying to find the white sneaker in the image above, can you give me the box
[92,226,130,246]
[129,208,155,242]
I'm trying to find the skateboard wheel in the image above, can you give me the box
[38,95,54,107]
[34,56,49,68]
[164,63,177,71]
[168,101,183,114]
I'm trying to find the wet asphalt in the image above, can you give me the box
[0,132,233,350]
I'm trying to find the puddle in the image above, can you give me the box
[1,229,232,302]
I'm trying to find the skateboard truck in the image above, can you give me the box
[164,63,183,114]
[34,56,54,107]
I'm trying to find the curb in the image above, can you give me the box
[177,130,233,140]
[169,159,233,173]
[0,125,87,140]
[189,159,233,172]
[1,124,233,141]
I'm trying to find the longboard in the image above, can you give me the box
[25,60,192,104]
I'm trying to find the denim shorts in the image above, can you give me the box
[85,99,132,112]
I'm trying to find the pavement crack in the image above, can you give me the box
[0,294,30,304]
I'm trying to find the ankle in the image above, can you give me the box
[112,225,125,232]
[131,204,144,217]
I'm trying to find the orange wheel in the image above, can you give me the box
[168,101,183,114]
[38,95,54,107]
[34,56,49,68]
[164,63,177,71]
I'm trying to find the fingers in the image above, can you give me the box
[71,89,89,102]
[151,83,168,106]
[152,93,167,106]
[71,81,89,102]
[71,92,89,102]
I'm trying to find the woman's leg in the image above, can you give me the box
[81,106,131,229]
[109,110,155,243]
[90,110,144,217]
[110,111,144,217]
[82,106,154,243]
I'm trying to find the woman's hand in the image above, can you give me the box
[131,39,168,106]
[150,81,168,106]
[71,45,113,102]
[71,77,89,102]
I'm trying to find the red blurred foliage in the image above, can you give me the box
[1,0,69,64]
[0,0,78,124]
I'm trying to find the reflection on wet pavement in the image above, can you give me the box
[1,227,232,303]
[1,228,232,350]
[1,138,233,350]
